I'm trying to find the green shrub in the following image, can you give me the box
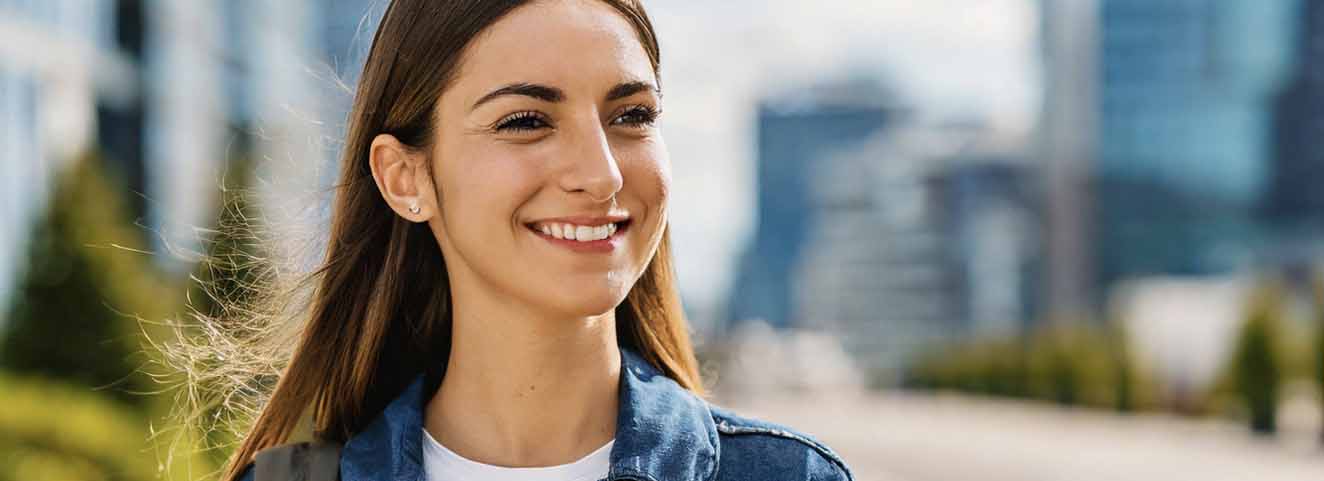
[905,322,1158,412]
[0,372,159,481]
[1230,284,1285,435]
[1314,274,1324,444]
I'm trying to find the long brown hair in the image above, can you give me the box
[218,1,700,479]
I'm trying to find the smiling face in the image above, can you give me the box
[420,0,671,319]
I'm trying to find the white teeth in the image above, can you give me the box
[535,221,622,242]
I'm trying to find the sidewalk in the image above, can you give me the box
[720,391,1324,481]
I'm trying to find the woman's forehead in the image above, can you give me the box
[447,0,655,104]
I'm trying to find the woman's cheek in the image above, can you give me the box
[618,136,668,191]
[626,142,671,268]
[640,142,672,211]
[469,149,544,212]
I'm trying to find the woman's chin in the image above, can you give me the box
[541,287,628,319]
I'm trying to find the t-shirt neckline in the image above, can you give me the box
[422,428,614,481]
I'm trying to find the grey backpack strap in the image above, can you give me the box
[254,441,342,481]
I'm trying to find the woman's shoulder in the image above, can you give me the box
[704,402,854,481]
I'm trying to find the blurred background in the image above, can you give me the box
[3,0,1324,480]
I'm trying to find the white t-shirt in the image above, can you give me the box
[422,428,613,481]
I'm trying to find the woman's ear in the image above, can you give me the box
[368,134,437,222]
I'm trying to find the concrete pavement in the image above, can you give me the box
[719,391,1324,481]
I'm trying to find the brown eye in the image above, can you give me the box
[612,105,660,127]
[495,111,550,132]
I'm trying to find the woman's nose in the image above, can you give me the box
[560,122,624,203]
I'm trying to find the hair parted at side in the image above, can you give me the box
[206,1,697,480]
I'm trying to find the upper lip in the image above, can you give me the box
[526,214,631,226]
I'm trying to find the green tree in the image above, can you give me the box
[0,155,218,481]
[1105,321,1137,413]
[1314,274,1324,444]
[1,155,176,409]
[1232,284,1285,435]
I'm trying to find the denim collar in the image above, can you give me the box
[339,346,719,481]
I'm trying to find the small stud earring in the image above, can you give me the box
[408,203,420,215]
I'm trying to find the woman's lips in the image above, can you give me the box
[527,220,630,254]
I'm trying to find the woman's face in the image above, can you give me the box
[426,0,670,318]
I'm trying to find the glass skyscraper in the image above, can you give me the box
[727,81,893,329]
[1095,0,1298,292]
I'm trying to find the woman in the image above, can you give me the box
[224,1,853,480]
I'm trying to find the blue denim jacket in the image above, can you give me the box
[240,347,853,481]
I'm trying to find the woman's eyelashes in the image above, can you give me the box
[491,105,661,134]
[611,105,661,128]
[493,111,549,132]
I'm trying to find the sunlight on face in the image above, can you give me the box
[427,0,671,319]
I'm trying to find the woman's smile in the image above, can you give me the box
[524,216,633,254]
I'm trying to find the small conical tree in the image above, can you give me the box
[1106,321,1136,413]
[1233,284,1285,435]
[1313,273,1324,445]
[1,154,176,409]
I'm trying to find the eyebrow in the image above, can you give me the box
[470,80,660,111]
[605,80,659,102]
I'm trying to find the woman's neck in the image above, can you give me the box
[424,296,620,468]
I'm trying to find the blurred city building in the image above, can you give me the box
[933,151,1040,339]
[1038,0,1098,320]
[0,0,378,312]
[793,125,956,382]
[1268,0,1324,265]
[726,80,895,331]
[1094,0,1299,300]
[726,73,1047,384]
[791,122,1039,383]
[722,78,1041,384]
[214,0,378,268]
[149,0,229,265]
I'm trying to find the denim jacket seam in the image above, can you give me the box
[606,466,660,481]
[392,427,411,481]
[712,418,852,480]
[706,409,722,481]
